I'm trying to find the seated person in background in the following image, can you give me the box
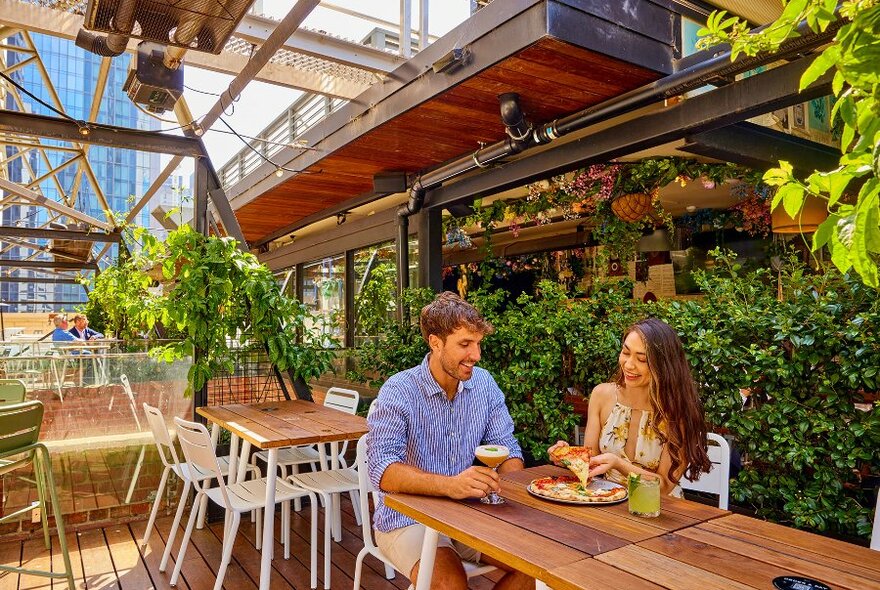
[51,315,81,342]
[69,314,103,340]
[549,318,712,496]
[368,292,533,590]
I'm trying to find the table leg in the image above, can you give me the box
[259,448,278,590]
[236,440,251,483]
[414,527,439,590]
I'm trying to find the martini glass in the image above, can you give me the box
[474,444,509,504]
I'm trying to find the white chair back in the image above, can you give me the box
[143,403,181,469]
[324,387,359,413]
[325,387,359,457]
[681,432,731,509]
[871,488,879,551]
[173,417,233,509]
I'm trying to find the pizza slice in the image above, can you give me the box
[549,445,592,486]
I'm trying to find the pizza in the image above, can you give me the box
[549,445,592,486]
[527,476,627,504]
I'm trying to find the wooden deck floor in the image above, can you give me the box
[0,496,500,590]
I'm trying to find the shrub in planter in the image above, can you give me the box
[658,251,880,539]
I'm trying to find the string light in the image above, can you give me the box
[78,125,90,136]
[275,167,284,178]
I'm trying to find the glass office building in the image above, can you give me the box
[1,33,161,312]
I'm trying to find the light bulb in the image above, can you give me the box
[78,125,90,136]
[192,123,203,137]
[275,167,284,178]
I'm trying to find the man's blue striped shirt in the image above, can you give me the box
[367,354,523,532]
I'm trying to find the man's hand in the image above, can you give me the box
[446,466,499,500]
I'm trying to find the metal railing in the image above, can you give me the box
[217,94,347,189]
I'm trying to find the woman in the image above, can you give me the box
[550,318,711,495]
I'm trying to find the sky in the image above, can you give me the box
[171,0,472,175]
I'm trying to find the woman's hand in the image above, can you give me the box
[547,440,569,465]
[588,453,620,479]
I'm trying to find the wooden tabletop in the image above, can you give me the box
[570,513,880,590]
[197,399,368,450]
[384,465,729,583]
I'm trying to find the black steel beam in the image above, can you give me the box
[0,110,203,157]
[425,56,832,211]
[681,121,841,176]
[0,226,121,242]
[417,208,443,293]
[1,276,80,284]
[0,259,98,270]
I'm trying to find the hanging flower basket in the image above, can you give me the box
[610,192,653,222]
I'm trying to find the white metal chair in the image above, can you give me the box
[681,432,731,509]
[140,403,257,572]
[251,387,361,512]
[352,434,496,590]
[870,487,879,551]
[170,417,319,590]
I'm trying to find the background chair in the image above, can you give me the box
[681,432,731,509]
[0,378,26,405]
[170,417,319,590]
[141,403,256,572]
[0,401,75,589]
[352,434,496,590]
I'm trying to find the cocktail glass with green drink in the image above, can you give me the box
[627,473,660,517]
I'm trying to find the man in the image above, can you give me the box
[69,314,103,340]
[367,292,533,590]
[51,315,80,342]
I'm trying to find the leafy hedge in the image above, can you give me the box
[351,254,880,540]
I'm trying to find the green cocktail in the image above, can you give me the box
[627,473,660,517]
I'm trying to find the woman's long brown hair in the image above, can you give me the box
[614,318,712,482]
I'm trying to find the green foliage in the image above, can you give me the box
[659,251,880,537]
[86,225,334,396]
[79,253,158,340]
[699,2,880,287]
[347,288,435,387]
[350,258,880,539]
[354,262,397,338]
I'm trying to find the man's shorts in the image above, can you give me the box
[374,523,482,579]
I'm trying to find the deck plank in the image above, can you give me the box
[127,519,184,590]
[1,495,491,590]
[18,536,52,590]
[77,528,120,589]
[103,525,155,590]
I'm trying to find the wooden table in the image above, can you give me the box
[385,465,880,590]
[197,399,368,590]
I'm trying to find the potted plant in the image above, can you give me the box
[86,224,334,396]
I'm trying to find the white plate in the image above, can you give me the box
[527,477,628,505]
